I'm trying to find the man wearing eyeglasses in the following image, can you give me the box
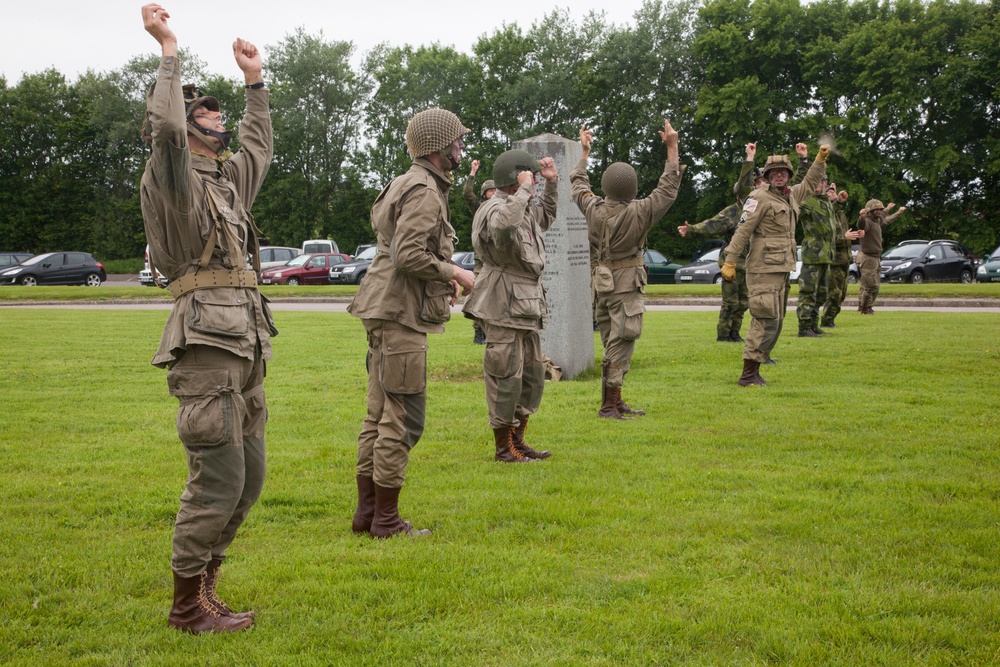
[140,3,275,635]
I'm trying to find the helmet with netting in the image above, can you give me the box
[865,199,885,212]
[480,179,496,196]
[601,162,638,201]
[492,150,541,188]
[762,155,794,178]
[405,109,468,159]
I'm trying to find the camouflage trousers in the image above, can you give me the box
[717,268,749,338]
[482,322,545,429]
[743,272,787,363]
[166,344,267,578]
[822,264,850,325]
[858,253,881,310]
[595,289,645,388]
[796,263,830,331]
[357,320,427,489]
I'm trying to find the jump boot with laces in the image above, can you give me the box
[370,484,431,538]
[737,359,767,387]
[512,416,550,459]
[599,384,631,420]
[168,570,254,634]
[617,388,646,416]
[494,426,531,463]
[205,559,256,622]
[352,474,376,534]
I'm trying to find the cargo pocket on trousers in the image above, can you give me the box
[620,294,645,341]
[510,282,543,319]
[748,285,779,319]
[483,329,520,379]
[188,294,251,337]
[380,327,427,395]
[419,281,454,324]
[167,367,236,447]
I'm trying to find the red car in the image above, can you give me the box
[260,252,349,286]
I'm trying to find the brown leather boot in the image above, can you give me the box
[168,570,254,634]
[737,359,767,386]
[205,559,256,621]
[599,385,630,420]
[495,426,531,463]
[370,484,431,539]
[617,391,646,416]
[352,474,376,534]
[512,416,551,459]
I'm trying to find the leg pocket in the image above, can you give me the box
[168,367,237,447]
[483,327,520,379]
[748,284,779,319]
[619,293,645,341]
[380,325,427,395]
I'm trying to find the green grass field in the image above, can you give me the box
[1,306,998,666]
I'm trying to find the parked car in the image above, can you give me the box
[139,244,168,286]
[329,246,378,284]
[881,240,975,284]
[0,252,32,267]
[976,244,1000,283]
[789,246,803,282]
[675,247,723,284]
[301,239,340,255]
[258,246,301,270]
[260,252,348,285]
[0,251,106,286]
[643,249,682,284]
[452,251,476,272]
[354,244,375,259]
[690,239,725,263]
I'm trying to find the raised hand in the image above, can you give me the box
[142,4,176,50]
[677,221,690,237]
[470,159,480,177]
[233,38,263,81]
[538,157,558,181]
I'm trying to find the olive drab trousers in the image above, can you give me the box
[822,264,850,325]
[743,272,788,363]
[357,319,427,489]
[482,322,545,429]
[858,253,881,310]
[167,344,267,578]
[595,290,645,388]
[718,268,749,338]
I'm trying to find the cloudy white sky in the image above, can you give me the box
[2,0,650,82]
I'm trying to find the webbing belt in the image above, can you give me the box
[168,269,258,298]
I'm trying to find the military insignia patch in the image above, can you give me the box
[743,199,758,212]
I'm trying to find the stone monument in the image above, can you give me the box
[513,133,593,380]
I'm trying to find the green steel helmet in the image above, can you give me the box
[405,108,468,159]
[601,162,638,201]
[762,155,794,178]
[480,179,496,196]
[865,199,885,212]
[492,149,541,188]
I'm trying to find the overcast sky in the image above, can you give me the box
[2,0,650,82]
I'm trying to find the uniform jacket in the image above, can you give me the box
[858,209,902,256]
[140,55,275,368]
[798,193,836,264]
[462,176,480,214]
[685,160,754,270]
[831,200,852,265]
[726,158,827,272]
[462,178,557,330]
[570,157,684,294]
[348,158,458,334]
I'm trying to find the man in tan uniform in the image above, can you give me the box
[348,109,476,535]
[722,144,830,386]
[140,4,275,634]
[572,121,684,419]
[463,149,558,462]
[856,199,905,314]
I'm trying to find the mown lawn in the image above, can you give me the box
[0,307,998,666]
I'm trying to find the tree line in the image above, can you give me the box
[1,0,997,263]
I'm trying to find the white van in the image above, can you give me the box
[139,244,168,287]
[302,239,339,255]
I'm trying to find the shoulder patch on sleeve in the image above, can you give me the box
[743,199,758,213]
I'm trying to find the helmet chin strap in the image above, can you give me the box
[187,121,232,154]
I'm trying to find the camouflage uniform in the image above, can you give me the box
[796,192,836,333]
[821,199,851,326]
[682,160,754,341]
[140,56,275,580]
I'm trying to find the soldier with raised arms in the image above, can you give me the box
[140,3,275,633]
[722,144,830,386]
